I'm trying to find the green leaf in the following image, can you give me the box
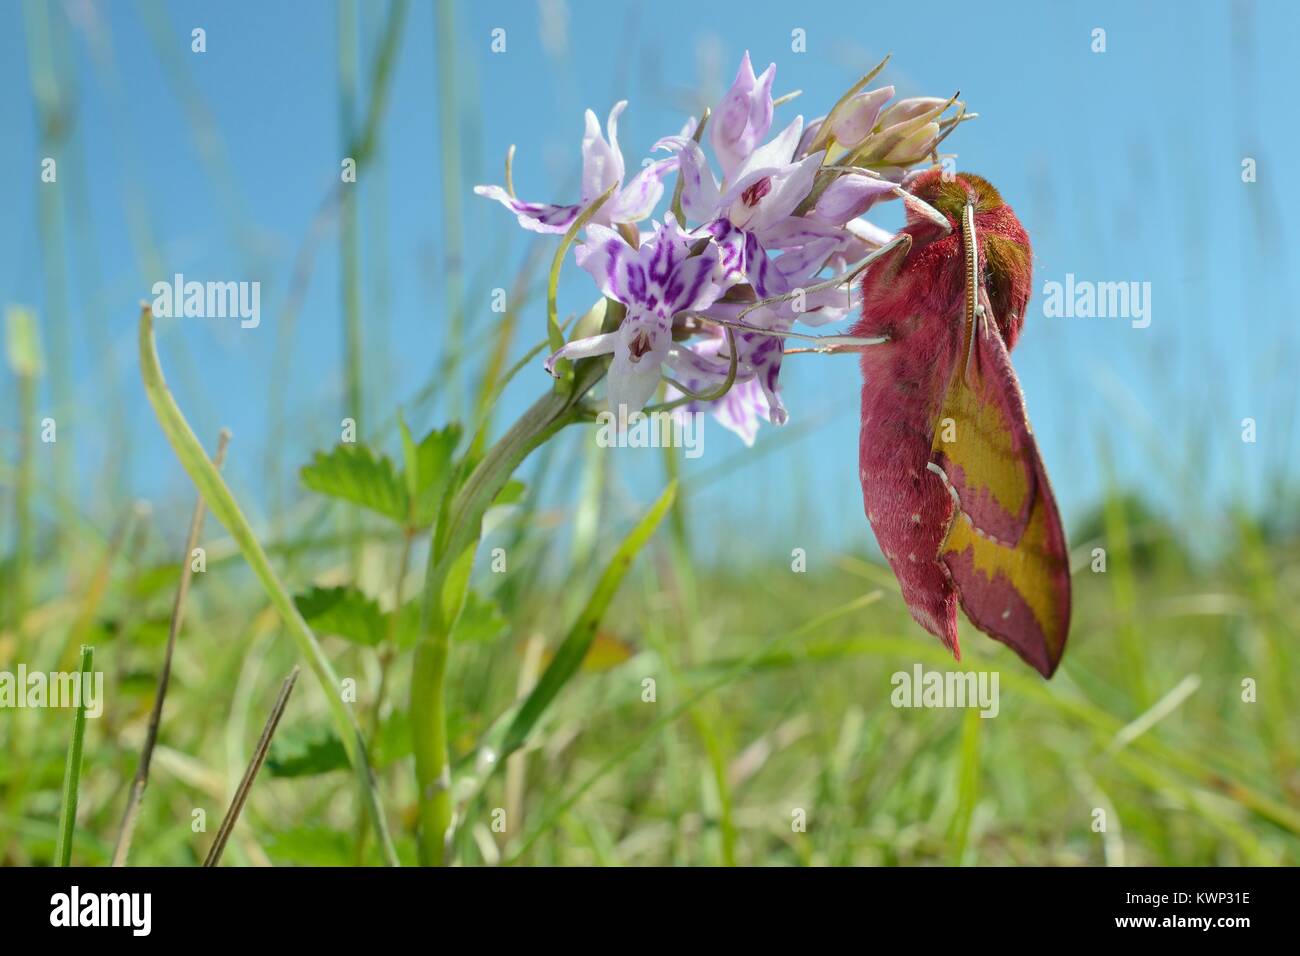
[266,725,349,777]
[266,826,355,866]
[390,589,507,647]
[294,586,386,646]
[440,543,477,635]
[55,645,94,866]
[493,479,526,507]
[306,420,460,531]
[500,481,677,756]
[301,443,407,523]
[406,422,461,528]
[391,598,422,648]
[372,709,412,769]
[450,590,509,644]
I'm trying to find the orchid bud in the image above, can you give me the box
[876,96,949,132]
[827,86,894,148]
[855,101,949,167]
[881,121,941,164]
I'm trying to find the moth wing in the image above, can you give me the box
[928,290,1071,676]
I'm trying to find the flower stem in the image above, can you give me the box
[411,362,605,864]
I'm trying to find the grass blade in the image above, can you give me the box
[500,480,678,756]
[137,306,399,866]
[55,645,94,866]
[506,592,884,863]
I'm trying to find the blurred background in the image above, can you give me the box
[1,0,1297,866]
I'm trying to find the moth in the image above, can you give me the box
[852,169,1070,677]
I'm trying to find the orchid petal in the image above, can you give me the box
[711,52,777,181]
[664,340,736,390]
[743,231,786,298]
[740,334,788,425]
[731,115,804,185]
[774,236,839,286]
[606,100,627,181]
[793,282,863,326]
[710,378,769,445]
[662,244,724,314]
[544,330,619,375]
[581,103,625,202]
[608,313,670,414]
[759,215,846,249]
[473,185,584,234]
[811,172,897,225]
[605,156,678,223]
[655,136,721,222]
[704,218,749,282]
[733,150,823,233]
[574,224,636,304]
[796,117,825,158]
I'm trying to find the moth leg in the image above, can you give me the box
[896,188,952,235]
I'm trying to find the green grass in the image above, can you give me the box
[2,469,1297,865]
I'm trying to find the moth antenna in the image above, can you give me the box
[963,201,979,328]
[960,201,984,382]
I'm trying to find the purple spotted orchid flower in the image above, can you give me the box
[544,214,732,414]
[650,117,889,431]
[656,115,824,298]
[474,101,677,234]
[477,52,967,444]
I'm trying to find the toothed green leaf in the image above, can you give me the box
[301,443,407,522]
[295,586,386,646]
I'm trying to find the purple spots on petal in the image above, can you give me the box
[765,358,782,391]
[648,233,675,284]
[680,260,712,308]
[740,176,773,207]
[626,262,648,303]
[603,238,623,291]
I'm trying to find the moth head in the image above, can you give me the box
[907,170,1033,349]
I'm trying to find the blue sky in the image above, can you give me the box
[2,0,1296,556]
